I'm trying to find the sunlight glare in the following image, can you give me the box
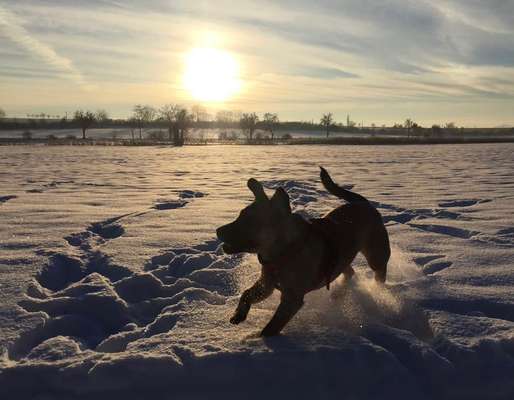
[183,47,241,102]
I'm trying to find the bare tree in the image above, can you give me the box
[0,108,5,119]
[159,104,181,142]
[132,105,156,139]
[263,112,279,140]
[132,105,144,139]
[175,108,192,146]
[128,117,138,141]
[321,113,334,138]
[95,109,109,123]
[412,121,421,135]
[191,104,207,123]
[73,110,96,139]
[346,115,356,128]
[216,110,234,128]
[404,118,414,137]
[240,113,259,141]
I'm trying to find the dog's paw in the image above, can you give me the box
[229,312,247,325]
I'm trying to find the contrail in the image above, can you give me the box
[0,5,89,89]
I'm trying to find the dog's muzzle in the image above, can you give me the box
[216,225,235,253]
[216,224,254,254]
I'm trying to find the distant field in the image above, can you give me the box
[0,127,386,140]
[1,127,514,144]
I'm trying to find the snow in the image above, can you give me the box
[0,143,513,399]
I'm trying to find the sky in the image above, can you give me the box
[1,0,514,127]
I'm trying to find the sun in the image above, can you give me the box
[183,47,241,102]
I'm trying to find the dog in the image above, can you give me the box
[216,167,390,336]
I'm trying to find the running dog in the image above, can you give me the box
[216,167,390,336]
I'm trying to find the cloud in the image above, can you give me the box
[298,67,359,79]
[0,4,88,88]
[0,0,513,124]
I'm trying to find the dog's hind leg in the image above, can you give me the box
[368,259,387,283]
[363,228,390,283]
[230,274,274,325]
[260,292,304,336]
[344,265,355,281]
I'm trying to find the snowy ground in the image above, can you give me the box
[0,144,513,399]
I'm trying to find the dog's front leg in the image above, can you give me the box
[230,274,274,325]
[260,292,304,336]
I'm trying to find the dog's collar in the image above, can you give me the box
[257,231,310,272]
[258,217,341,291]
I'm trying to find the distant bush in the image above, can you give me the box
[229,131,239,140]
[282,133,293,140]
[66,134,77,140]
[431,125,443,137]
[22,130,32,140]
[47,134,57,140]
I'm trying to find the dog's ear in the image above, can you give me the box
[271,187,291,214]
[247,178,268,202]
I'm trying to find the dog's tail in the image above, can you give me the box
[320,166,368,203]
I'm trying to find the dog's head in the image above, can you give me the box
[216,178,291,254]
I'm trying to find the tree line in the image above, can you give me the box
[2,105,513,142]
[69,106,282,144]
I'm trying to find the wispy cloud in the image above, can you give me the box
[0,4,88,88]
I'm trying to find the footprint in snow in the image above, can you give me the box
[438,199,490,208]
[408,223,477,239]
[0,195,17,204]
[153,190,207,210]
[13,224,231,361]
[177,190,206,199]
[88,221,125,239]
[423,261,453,275]
[153,199,188,210]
